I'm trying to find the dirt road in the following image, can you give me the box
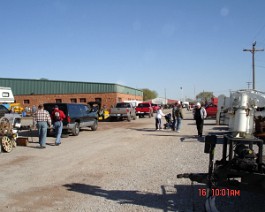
[0,110,264,211]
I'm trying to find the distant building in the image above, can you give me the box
[0,78,143,109]
[145,97,178,105]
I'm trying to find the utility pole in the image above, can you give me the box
[180,86,183,102]
[246,81,252,89]
[243,41,264,90]
[164,88,167,104]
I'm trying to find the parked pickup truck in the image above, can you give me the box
[135,102,153,118]
[109,102,136,122]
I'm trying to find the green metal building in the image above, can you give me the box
[0,78,143,108]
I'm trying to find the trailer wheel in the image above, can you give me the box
[1,136,13,153]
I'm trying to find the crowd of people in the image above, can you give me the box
[155,102,207,137]
[33,104,65,148]
[31,102,207,148]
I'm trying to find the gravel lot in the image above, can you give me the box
[0,109,265,212]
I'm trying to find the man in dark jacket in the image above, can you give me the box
[194,102,207,137]
[172,101,184,132]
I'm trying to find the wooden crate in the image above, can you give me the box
[16,137,28,146]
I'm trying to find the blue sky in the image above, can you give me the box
[1,0,265,100]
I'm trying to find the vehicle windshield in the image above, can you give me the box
[116,103,130,108]
[138,103,150,107]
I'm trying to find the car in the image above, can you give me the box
[109,102,136,121]
[205,103,217,118]
[43,103,98,136]
[88,101,110,121]
[151,103,160,113]
[135,102,153,118]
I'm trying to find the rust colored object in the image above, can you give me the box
[16,137,28,146]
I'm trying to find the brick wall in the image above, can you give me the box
[14,93,143,110]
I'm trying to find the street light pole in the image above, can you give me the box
[243,41,264,90]
[180,86,183,102]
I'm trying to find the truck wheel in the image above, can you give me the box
[72,122,80,136]
[91,119,98,131]
[61,129,69,138]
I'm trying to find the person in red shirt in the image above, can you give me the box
[51,105,66,146]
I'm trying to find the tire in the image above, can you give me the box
[72,122,80,136]
[61,133,69,138]
[91,119,98,131]
[61,129,69,138]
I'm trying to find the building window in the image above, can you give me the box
[95,98,102,103]
[71,98,77,103]
[24,100,30,104]
[56,99,62,103]
[80,98,86,103]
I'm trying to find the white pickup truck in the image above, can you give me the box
[109,102,137,122]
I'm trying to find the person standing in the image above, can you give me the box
[33,104,52,148]
[31,105,37,115]
[51,105,66,146]
[194,102,207,137]
[172,103,178,131]
[155,106,166,130]
[173,101,184,132]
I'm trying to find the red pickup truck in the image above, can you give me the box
[151,103,160,113]
[135,102,154,118]
[205,98,218,118]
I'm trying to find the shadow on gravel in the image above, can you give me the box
[202,123,219,126]
[212,126,229,131]
[179,135,224,144]
[64,183,265,211]
[63,183,206,211]
[128,128,157,132]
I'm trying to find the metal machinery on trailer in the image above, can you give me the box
[0,87,21,153]
[178,89,265,211]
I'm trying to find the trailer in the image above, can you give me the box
[0,87,15,103]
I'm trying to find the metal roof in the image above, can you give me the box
[0,78,143,96]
